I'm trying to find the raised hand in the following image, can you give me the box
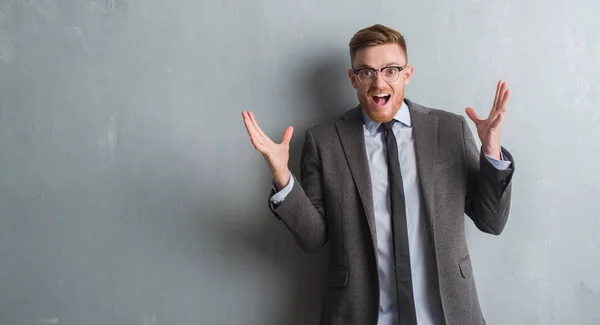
[242,111,294,190]
[465,80,511,160]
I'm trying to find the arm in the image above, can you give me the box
[268,128,328,253]
[463,116,515,235]
[242,111,327,253]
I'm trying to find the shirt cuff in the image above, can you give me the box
[484,151,511,170]
[270,173,294,206]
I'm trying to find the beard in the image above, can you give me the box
[357,89,405,123]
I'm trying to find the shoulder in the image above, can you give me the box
[305,106,361,139]
[406,98,466,128]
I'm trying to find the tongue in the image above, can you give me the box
[373,96,387,105]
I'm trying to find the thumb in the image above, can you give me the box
[281,126,294,145]
[465,107,481,124]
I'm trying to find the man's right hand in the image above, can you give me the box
[242,111,293,191]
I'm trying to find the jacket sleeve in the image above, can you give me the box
[268,128,328,253]
[462,116,515,235]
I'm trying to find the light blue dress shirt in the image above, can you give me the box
[270,102,510,324]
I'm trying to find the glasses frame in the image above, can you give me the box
[352,65,407,84]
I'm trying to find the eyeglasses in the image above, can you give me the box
[352,65,407,84]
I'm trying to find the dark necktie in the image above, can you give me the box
[381,120,417,325]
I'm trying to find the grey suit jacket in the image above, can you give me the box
[269,99,515,325]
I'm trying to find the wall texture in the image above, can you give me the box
[1,0,599,324]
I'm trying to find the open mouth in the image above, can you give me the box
[371,94,391,106]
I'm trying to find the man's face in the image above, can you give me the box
[348,43,413,123]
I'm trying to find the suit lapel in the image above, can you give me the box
[334,101,439,259]
[407,99,438,231]
[335,108,378,255]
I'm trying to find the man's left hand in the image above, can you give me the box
[465,80,510,160]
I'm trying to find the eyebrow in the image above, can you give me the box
[355,62,405,69]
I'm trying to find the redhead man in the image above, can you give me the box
[242,24,514,325]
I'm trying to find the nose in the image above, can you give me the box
[372,71,387,88]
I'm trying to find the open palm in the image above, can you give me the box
[242,111,293,189]
[465,80,510,160]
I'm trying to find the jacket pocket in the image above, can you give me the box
[328,267,349,287]
[459,256,473,278]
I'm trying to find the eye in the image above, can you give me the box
[384,67,398,76]
[360,69,376,78]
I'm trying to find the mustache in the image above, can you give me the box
[367,89,393,96]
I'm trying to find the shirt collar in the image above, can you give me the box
[362,100,411,135]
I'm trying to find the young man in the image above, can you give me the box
[242,24,514,325]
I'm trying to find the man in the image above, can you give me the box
[242,24,514,325]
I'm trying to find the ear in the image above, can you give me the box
[348,69,357,89]
[404,65,414,86]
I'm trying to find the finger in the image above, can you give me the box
[243,112,269,150]
[248,111,268,139]
[242,111,261,139]
[490,81,501,116]
[281,126,294,146]
[250,135,268,153]
[498,89,510,114]
[490,82,508,120]
[242,111,254,136]
[498,82,508,108]
[494,87,510,118]
[465,107,482,124]
[490,112,504,129]
[491,80,505,117]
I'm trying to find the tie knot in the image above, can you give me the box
[381,120,396,130]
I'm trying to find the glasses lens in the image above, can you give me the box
[382,67,399,82]
[358,69,375,83]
